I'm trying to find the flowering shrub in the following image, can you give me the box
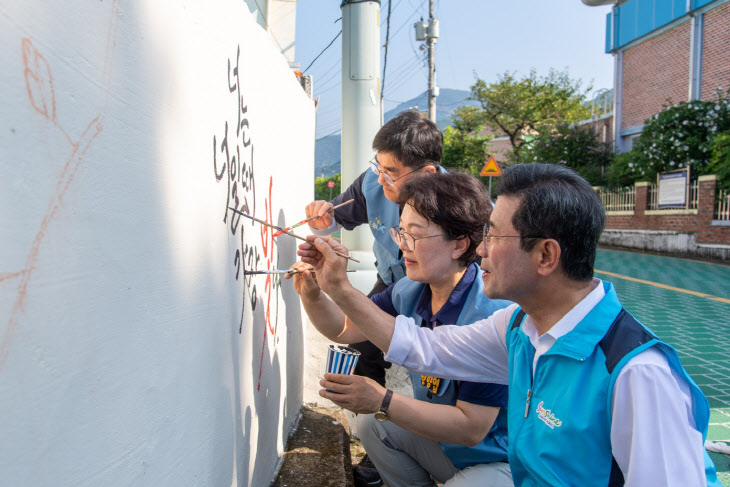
[520,121,611,185]
[627,91,730,181]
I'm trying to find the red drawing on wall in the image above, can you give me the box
[0,4,119,372]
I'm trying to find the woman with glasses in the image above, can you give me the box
[289,172,513,487]
[302,111,444,485]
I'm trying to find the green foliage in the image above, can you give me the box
[627,91,730,181]
[467,69,592,161]
[314,174,341,201]
[521,122,611,185]
[606,150,641,188]
[708,130,730,192]
[442,106,493,175]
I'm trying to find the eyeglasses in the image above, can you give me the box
[482,223,544,247]
[389,226,445,251]
[368,158,426,187]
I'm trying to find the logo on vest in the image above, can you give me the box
[420,375,441,394]
[536,401,562,429]
[369,217,386,232]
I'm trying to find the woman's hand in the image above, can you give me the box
[284,261,321,301]
[319,373,387,414]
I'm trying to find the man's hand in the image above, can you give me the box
[305,200,334,230]
[319,373,387,414]
[283,261,321,300]
[297,235,350,297]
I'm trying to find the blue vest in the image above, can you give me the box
[361,166,447,286]
[390,264,512,469]
[504,281,721,486]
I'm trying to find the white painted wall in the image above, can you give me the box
[0,1,314,486]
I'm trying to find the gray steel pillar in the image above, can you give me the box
[340,0,381,252]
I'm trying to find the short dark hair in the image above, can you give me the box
[496,163,605,281]
[399,171,491,266]
[372,110,442,168]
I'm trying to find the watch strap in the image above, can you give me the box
[379,389,393,414]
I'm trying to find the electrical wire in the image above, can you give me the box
[315,69,343,93]
[387,57,425,87]
[389,0,426,39]
[381,0,393,100]
[316,127,342,140]
[387,55,427,92]
[303,30,342,74]
[311,56,341,81]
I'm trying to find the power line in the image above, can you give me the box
[303,30,342,74]
[381,0,393,99]
[389,0,426,39]
[314,71,342,93]
[310,56,341,81]
[316,127,342,140]
[388,59,424,88]
[387,56,427,92]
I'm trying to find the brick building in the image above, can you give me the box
[599,0,730,152]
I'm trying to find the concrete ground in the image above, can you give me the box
[281,248,730,486]
[594,248,730,485]
[271,405,354,487]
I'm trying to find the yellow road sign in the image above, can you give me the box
[479,156,502,177]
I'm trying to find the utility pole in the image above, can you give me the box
[414,3,439,122]
[427,0,438,123]
[341,0,380,251]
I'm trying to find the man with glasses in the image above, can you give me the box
[305,109,443,486]
[300,163,721,486]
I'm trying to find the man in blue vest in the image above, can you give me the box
[306,110,443,486]
[300,163,721,486]
[306,110,443,387]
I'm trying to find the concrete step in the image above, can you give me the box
[271,405,354,487]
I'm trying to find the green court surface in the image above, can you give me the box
[595,249,730,484]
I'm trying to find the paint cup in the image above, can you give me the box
[323,345,360,392]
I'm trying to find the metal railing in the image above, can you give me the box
[717,189,730,221]
[647,180,699,210]
[596,186,635,212]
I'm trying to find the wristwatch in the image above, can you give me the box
[374,389,393,422]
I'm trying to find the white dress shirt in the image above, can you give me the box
[386,279,707,486]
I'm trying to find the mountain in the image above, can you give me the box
[383,88,478,128]
[314,88,476,178]
[313,134,342,178]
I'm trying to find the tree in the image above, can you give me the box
[314,174,341,201]
[468,69,591,162]
[520,122,611,186]
[708,130,730,192]
[442,105,493,174]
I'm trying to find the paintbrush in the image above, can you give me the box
[244,269,357,275]
[272,198,355,237]
[227,207,360,263]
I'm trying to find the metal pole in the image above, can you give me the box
[341,0,381,251]
[427,0,436,122]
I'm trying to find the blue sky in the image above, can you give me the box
[294,0,615,139]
